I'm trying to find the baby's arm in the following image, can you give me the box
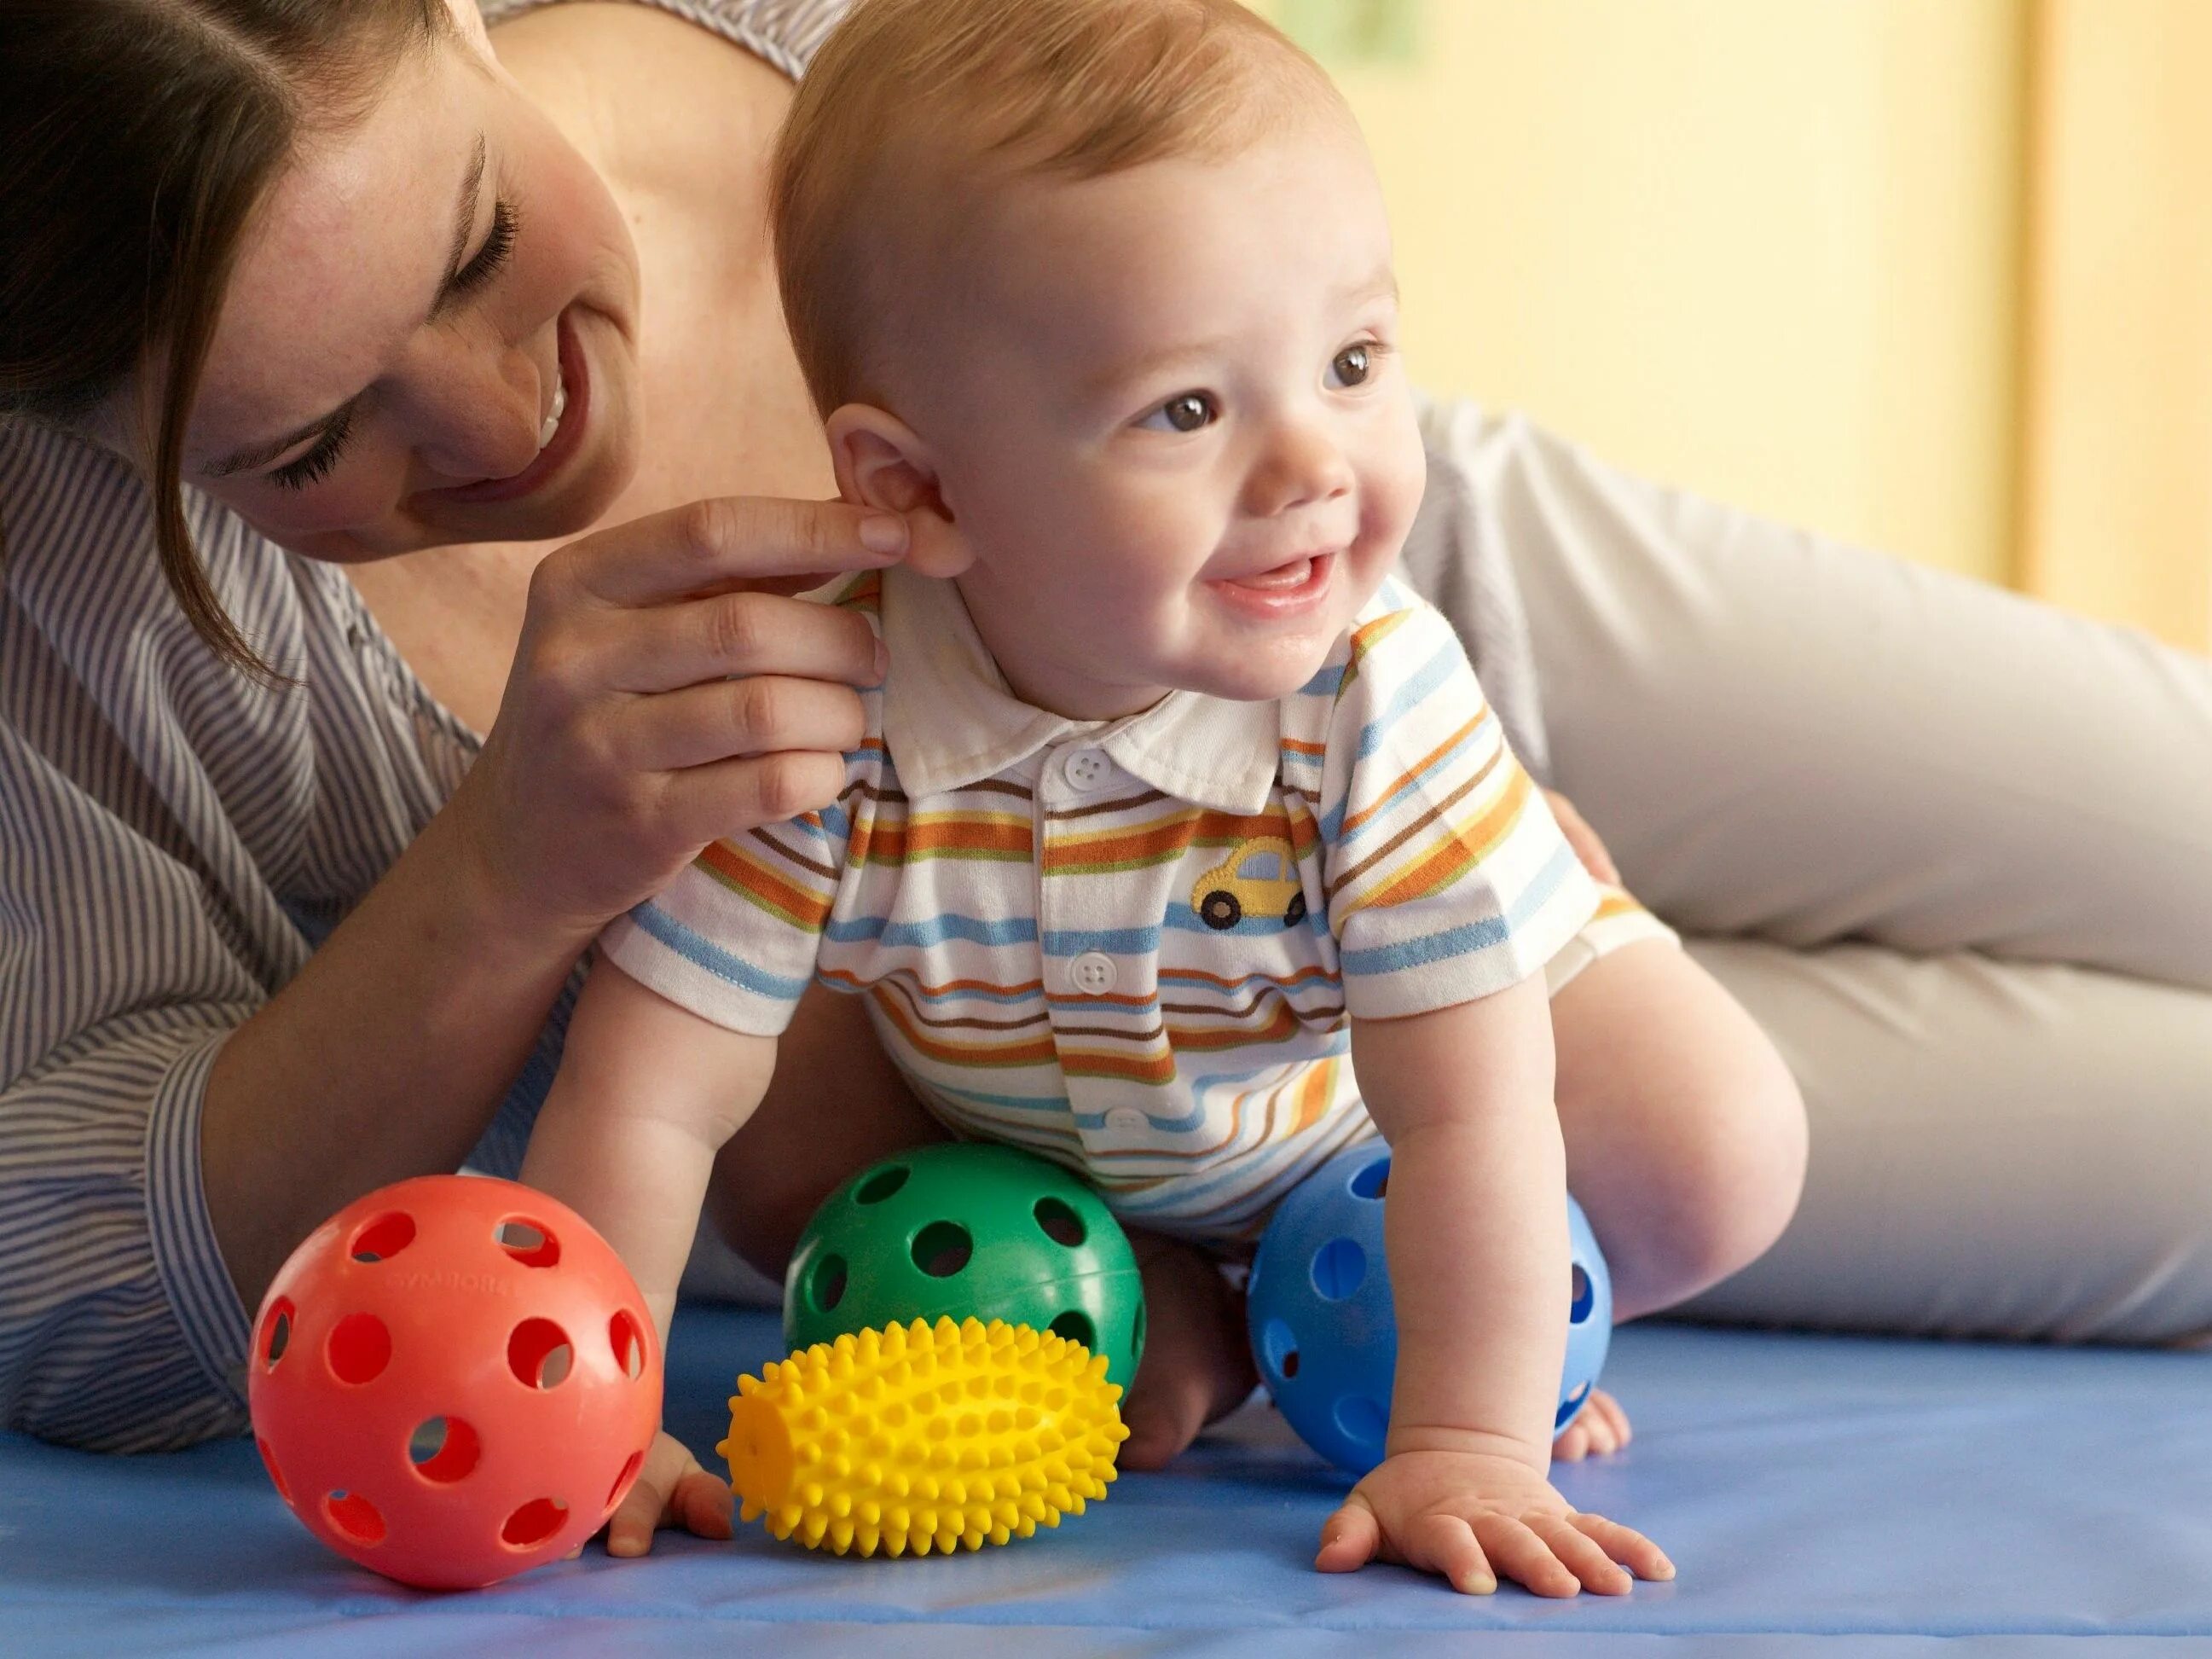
[519,957,777,1555]
[1315,973,1674,1598]
[523,957,776,1339]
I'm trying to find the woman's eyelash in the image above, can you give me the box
[264,201,518,492]
[450,199,520,297]
[269,403,356,492]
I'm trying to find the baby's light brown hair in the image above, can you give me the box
[770,0,1344,418]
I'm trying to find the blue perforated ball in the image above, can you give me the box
[1246,1142,1612,1475]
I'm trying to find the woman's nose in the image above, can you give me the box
[400,333,548,484]
[1244,416,1356,518]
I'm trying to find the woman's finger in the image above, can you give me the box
[622,676,868,774]
[659,750,854,848]
[606,585,886,696]
[560,497,907,608]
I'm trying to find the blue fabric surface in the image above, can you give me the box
[6,1304,2211,1655]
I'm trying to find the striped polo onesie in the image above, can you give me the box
[601,565,1624,1242]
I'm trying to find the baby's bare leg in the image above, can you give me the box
[1549,939,1808,1326]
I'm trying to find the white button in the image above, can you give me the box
[1105,1106,1149,1134]
[1068,951,1118,995]
[1063,748,1113,792]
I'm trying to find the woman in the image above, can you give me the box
[4,0,2208,1551]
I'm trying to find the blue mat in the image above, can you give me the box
[5,1304,2210,1655]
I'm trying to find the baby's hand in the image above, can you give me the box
[1314,1447,1673,1597]
[599,1429,735,1558]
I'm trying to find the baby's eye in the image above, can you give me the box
[1140,392,1218,434]
[1329,343,1378,389]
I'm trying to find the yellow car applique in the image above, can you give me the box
[1192,835,1309,931]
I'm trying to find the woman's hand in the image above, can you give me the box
[1543,788,1620,886]
[449,497,906,946]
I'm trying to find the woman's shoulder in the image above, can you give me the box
[481,1,852,83]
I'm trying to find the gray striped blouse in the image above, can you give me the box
[0,0,1548,1454]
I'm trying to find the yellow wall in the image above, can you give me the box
[1266,1,2031,589]
[2018,0,2212,650]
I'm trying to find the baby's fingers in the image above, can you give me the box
[1527,1514,1633,1595]
[1401,1511,1497,1597]
[1472,1513,1585,1599]
[1315,1497,1381,1574]
[1572,1511,1676,1582]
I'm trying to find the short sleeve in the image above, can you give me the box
[1318,586,1601,1020]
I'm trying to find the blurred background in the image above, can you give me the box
[1259,0,2211,653]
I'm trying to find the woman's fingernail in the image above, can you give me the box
[860,513,907,555]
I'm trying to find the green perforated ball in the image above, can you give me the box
[785,1143,1147,1389]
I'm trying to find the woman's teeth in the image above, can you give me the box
[537,374,569,451]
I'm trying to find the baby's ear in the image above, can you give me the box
[825,404,974,578]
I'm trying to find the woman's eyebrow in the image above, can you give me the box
[200,135,489,479]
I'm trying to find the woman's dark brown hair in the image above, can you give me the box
[0,0,449,680]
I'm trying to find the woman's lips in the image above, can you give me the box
[433,310,589,505]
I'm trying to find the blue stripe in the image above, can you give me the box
[1340,840,1582,977]
[827,913,1039,948]
[628,902,812,1001]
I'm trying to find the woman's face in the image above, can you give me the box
[168,15,642,561]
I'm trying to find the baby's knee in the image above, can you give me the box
[1657,1041,1809,1291]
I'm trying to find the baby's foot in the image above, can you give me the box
[1118,1238,1258,1470]
[1551,1388,1633,1462]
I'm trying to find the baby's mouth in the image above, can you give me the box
[1230,556,1317,590]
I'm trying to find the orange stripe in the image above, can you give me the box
[697,838,831,930]
[1336,713,1485,840]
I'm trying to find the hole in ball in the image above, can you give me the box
[348,1211,416,1264]
[495,1219,560,1268]
[911,1221,973,1279]
[256,1436,290,1504]
[1131,1299,1148,1367]
[1311,1238,1367,1302]
[1570,1262,1595,1324]
[854,1164,911,1205]
[809,1254,848,1314]
[1555,1379,1592,1431]
[1259,1318,1300,1383]
[610,1309,647,1381]
[408,1416,481,1483]
[1349,1156,1391,1201]
[1034,1197,1086,1248]
[259,1299,294,1371]
[1333,1395,1389,1453]
[323,1489,385,1546]
[1049,1310,1096,1353]
[507,1318,573,1389]
[501,1496,570,1550]
[326,1313,391,1385]
[606,1449,645,1516]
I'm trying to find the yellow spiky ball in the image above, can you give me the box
[719,1314,1130,1557]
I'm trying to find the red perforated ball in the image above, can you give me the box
[247,1175,660,1590]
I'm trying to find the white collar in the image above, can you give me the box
[878,565,1281,815]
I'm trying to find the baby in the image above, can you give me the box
[528,0,1801,1597]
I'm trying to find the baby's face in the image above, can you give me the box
[886,113,1425,719]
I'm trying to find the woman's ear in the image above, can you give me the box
[825,404,975,578]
